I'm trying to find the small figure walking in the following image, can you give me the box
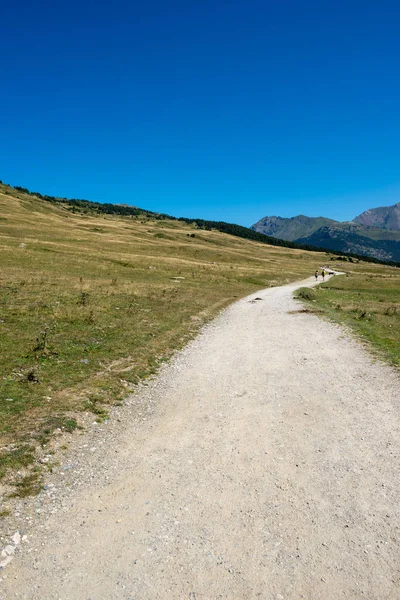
[315,270,318,280]
[321,269,325,280]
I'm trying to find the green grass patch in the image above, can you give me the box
[0,445,36,479]
[294,287,316,301]
[9,472,43,498]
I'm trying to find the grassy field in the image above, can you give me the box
[295,261,400,367]
[0,184,330,491]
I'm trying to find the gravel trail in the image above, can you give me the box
[1,276,399,600]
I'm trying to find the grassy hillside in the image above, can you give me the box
[5,181,397,265]
[1,184,330,492]
[350,224,400,241]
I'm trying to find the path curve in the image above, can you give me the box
[2,277,400,600]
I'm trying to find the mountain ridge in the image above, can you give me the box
[251,202,400,262]
[354,202,400,230]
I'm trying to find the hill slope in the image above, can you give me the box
[297,224,400,261]
[1,181,399,499]
[0,182,330,486]
[4,181,397,265]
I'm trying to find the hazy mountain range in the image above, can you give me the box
[251,202,400,262]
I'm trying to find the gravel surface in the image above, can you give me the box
[1,276,399,600]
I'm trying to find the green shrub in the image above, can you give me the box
[295,287,316,301]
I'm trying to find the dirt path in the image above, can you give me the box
[1,276,400,600]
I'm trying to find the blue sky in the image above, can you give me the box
[1,0,399,226]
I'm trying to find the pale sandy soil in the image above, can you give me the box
[1,276,399,600]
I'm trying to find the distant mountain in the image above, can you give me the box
[251,208,400,262]
[251,215,337,242]
[297,225,400,262]
[353,202,400,230]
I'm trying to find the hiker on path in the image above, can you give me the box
[321,269,325,280]
[315,270,318,280]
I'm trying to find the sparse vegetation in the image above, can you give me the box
[294,287,316,301]
[5,181,400,266]
[9,471,43,498]
[0,445,36,479]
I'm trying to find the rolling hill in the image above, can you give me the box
[3,181,397,266]
[1,180,399,493]
[0,181,331,485]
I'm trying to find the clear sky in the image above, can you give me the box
[1,0,399,226]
